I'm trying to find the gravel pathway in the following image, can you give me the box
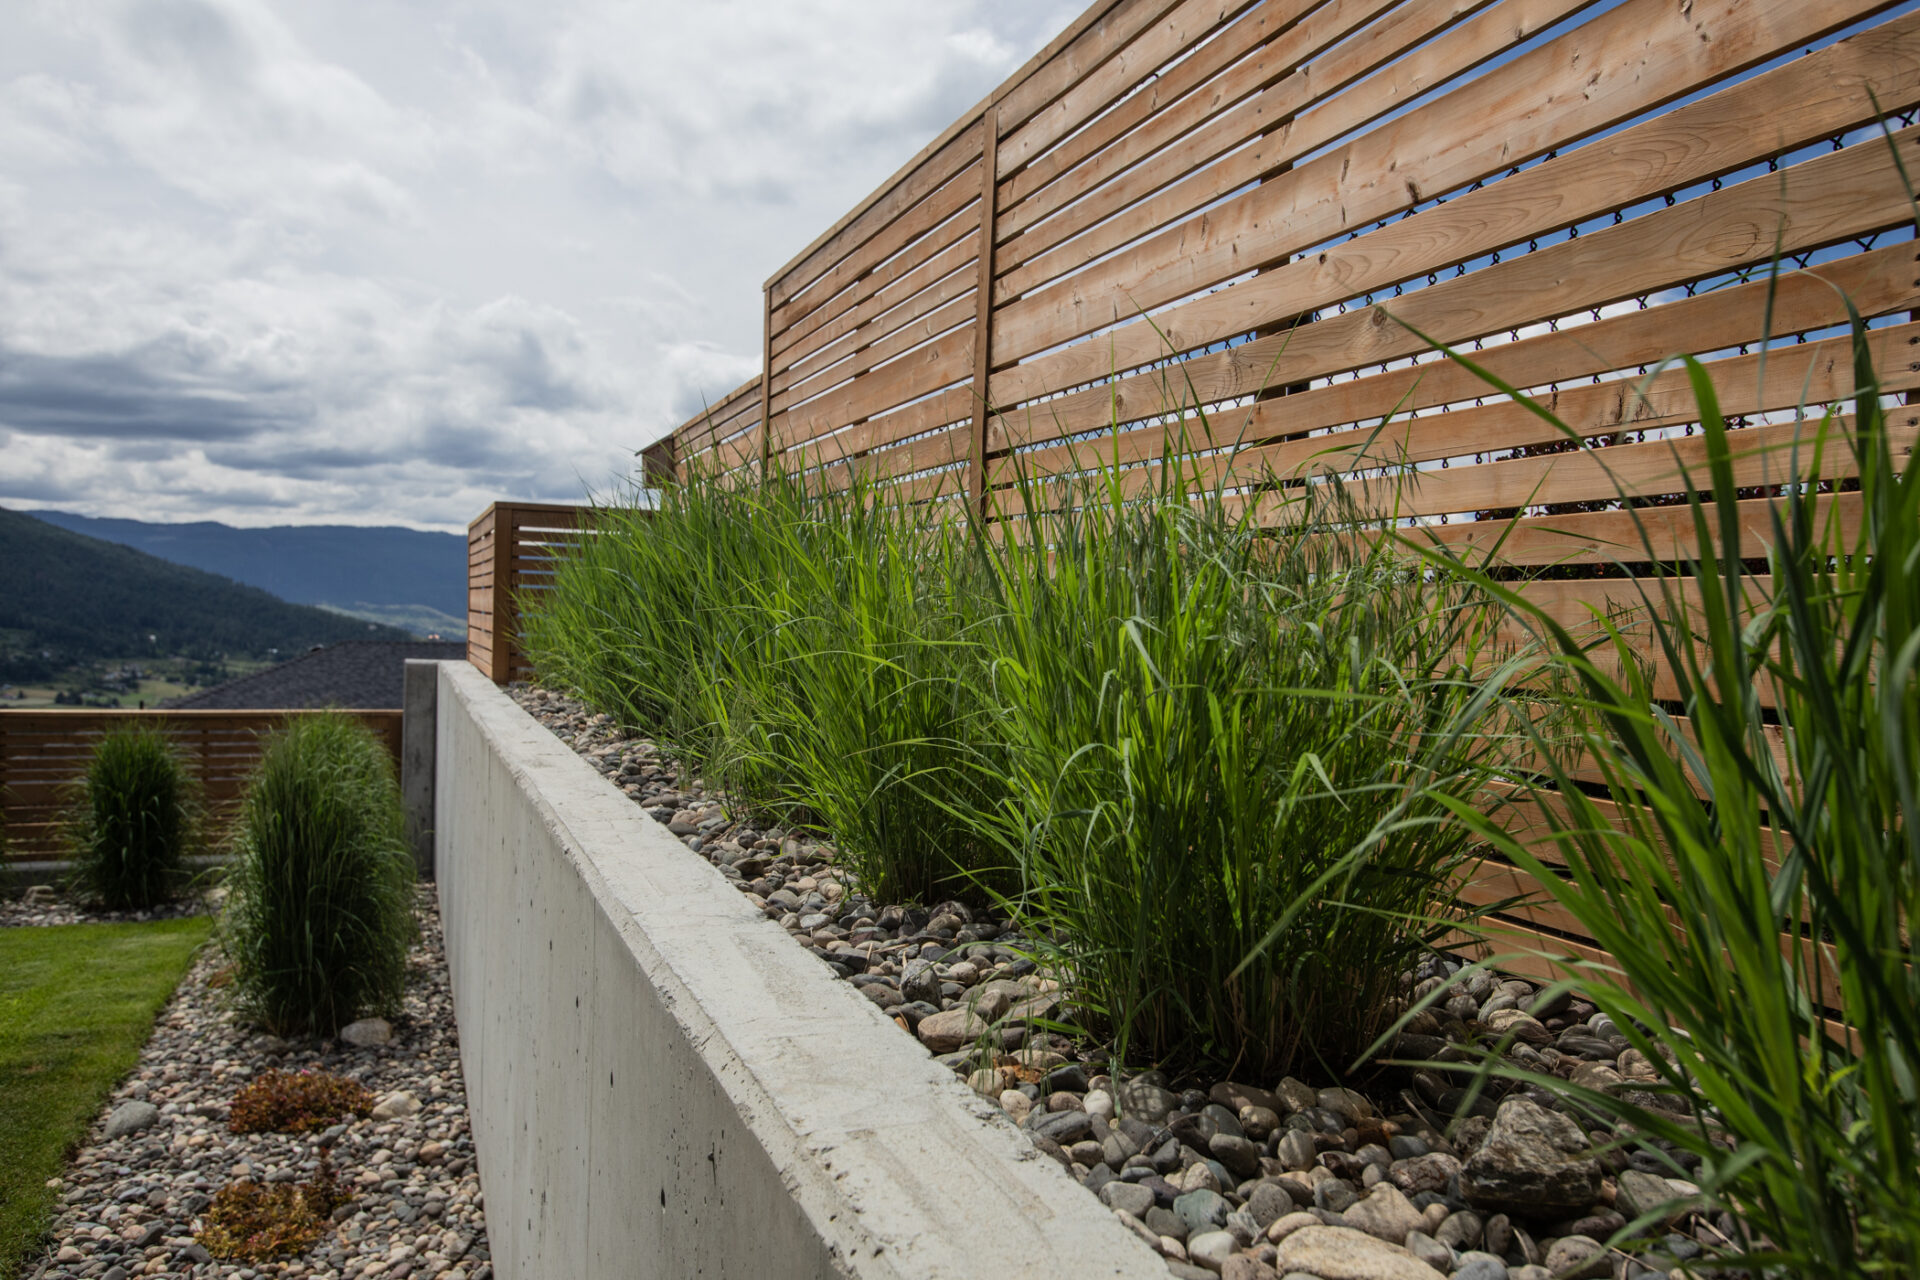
[22,888,492,1280]
[514,684,1724,1280]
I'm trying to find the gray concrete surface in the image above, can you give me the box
[432,661,1167,1280]
[402,659,438,879]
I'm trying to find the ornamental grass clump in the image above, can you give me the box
[971,457,1504,1078]
[528,412,1506,1078]
[1405,295,1920,1274]
[524,468,1006,903]
[223,716,415,1037]
[66,723,198,910]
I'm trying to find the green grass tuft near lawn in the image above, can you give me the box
[0,917,213,1280]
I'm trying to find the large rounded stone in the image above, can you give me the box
[1276,1129,1316,1171]
[371,1090,421,1120]
[1100,1180,1155,1219]
[1244,1180,1295,1227]
[1481,1009,1551,1045]
[1209,1132,1263,1180]
[1175,1188,1231,1236]
[915,1006,988,1053]
[1451,1252,1508,1280]
[1186,1229,1239,1272]
[1387,1152,1461,1195]
[1543,1235,1609,1279]
[1120,1078,1180,1123]
[1615,1169,1691,1225]
[1341,1184,1425,1244]
[339,1017,393,1047]
[1273,1225,1447,1280]
[1459,1099,1602,1215]
[104,1101,158,1139]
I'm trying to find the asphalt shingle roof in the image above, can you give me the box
[165,640,467,710]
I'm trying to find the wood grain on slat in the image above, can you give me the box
[772,186,980,373]
[1073,325,1920,508]
[1399,492,1868,567]
[770,119,985,312]
[989,239,1919,481]
[989,127,1920,449]
[774,230,980,377]
[990,0,1894,370]
[999,12,1920,416]
[998,0,1568,275]
[992,0,1190,138]
[996,0,1337,206]
[783,292,978,405]
[995,0,1258,183]
[773,337,977,453]
[774,317,975,421]
[776,383,979,466]
[772,157,982,337]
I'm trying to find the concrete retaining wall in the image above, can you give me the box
[431,661,1165,1280]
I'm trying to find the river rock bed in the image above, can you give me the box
[24,887,492,1280]
[514,686,1729,1280]
[1,885,213,929]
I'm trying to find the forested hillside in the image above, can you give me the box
[26,510,467,619]
[0,507,410,683]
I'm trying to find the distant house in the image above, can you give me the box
[165,640,466,710]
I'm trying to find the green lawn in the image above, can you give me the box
[0,917,213,1280]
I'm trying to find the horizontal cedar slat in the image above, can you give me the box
[771,119,986,312]
[990,0,1189,141]
[989,0,1894,374]
[772,210,981,372]
[998,0,1558,279]
[781,295,981,408]
[995,0,1259,184]
[774,319,975,421]
[779,249,981,383]
[774,384,977,464]
[989,240,1918,483]
[995,0,1336,206]
[1090,328,1920,509]
[1398,491,1869,568]
[772,158,983,338]
[990,128,1920,448]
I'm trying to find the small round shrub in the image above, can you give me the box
[223,715,415,1036]
[66,723,198,910]
[197,1153,350,1262]
[228,1068,373,1134]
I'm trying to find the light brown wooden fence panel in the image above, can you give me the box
[0,709,402,861]
[465,502,598,686]
[637,0,1917,990]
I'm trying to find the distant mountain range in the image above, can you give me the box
[0,507,415,683]
[27,510,468,635]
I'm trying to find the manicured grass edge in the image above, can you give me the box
[0,917,214,1280]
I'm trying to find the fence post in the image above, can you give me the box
[402,660,439,880]
[758,285,776,483]
[640,435,678,488]
[466,503,501,683]
[968,107,1001,520]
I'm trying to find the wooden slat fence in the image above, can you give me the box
[639,0,1920,983]
[0,709,403,862]
[466,502,600,686]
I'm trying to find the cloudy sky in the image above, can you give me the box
[0,0,1080,531]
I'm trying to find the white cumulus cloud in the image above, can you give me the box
[0,0,1081,529]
